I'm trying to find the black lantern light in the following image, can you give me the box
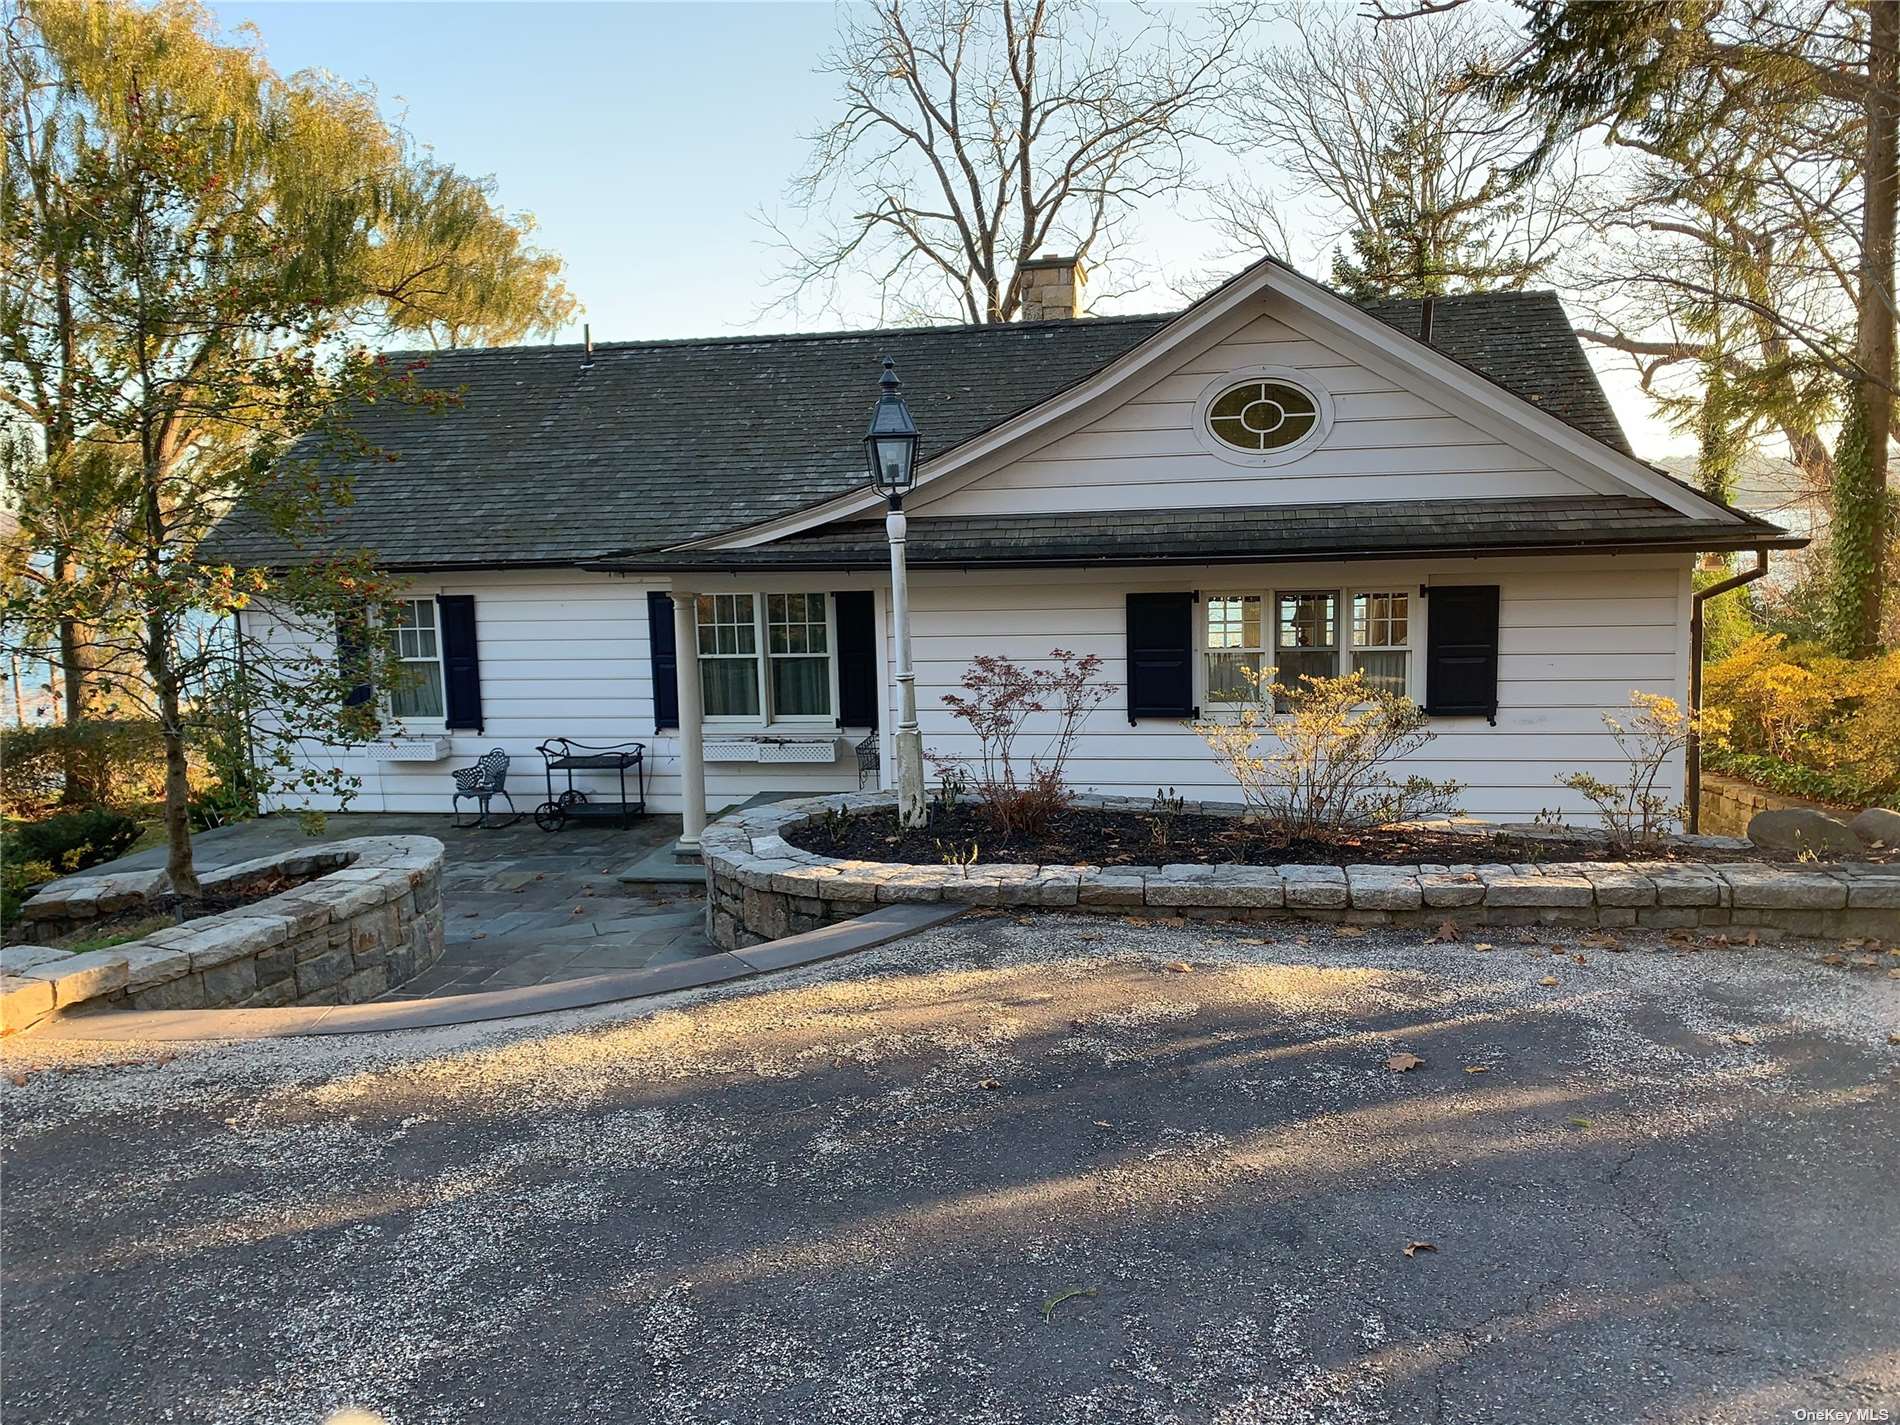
[863,356,920,502]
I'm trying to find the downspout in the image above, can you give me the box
[1686,548,1768,832]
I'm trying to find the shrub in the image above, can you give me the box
[0,719,204,819]
[1194,669,1462,839]
[1556,691,1713,847]
[1702,636,1900,807]
[9,808,142,876]
[935,649,1112,839]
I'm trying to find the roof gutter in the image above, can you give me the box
[586,531,1808,577]
[1686,547,1771,833]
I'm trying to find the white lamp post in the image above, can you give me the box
[864,357,928,829]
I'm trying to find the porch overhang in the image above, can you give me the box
[588,496,1805,575]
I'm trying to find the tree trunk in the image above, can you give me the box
[50,550,93,803]
[1834,1,1899,657]
[149,620,200,899]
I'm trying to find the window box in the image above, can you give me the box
[360,737,454,763]
[702,737,841,765]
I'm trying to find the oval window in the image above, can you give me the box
[1207,379,1319,453]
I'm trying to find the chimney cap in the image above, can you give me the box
[1019,252,1085,274]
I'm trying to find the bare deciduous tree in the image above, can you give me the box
[766,0,1257,325]
[1212,3,1581,297]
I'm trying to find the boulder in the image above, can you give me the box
[1746,808,1863,858]
[1848,806,1900,851]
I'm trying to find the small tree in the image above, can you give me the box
[1,0,570,894]
[935,649,1111,839]
[1195,668,1461,839]
[1555,691,1721,847]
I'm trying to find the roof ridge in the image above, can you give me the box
[378,312,1177,363]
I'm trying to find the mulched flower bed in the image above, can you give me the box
[790,805,1803,870]
[41,867,324,950]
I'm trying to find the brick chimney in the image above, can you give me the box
[1017,253,1087,321]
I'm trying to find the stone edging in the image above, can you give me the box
[1,836,446,1035]
[701,793,1900,951]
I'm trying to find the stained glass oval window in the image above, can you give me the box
[1207,379,1319,453]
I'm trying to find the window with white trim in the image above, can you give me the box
[1204,594,1264,705]
[697,594,761,719]
[1350,591,1411,696]
[697,592,837,724]
[1200,586,1412,710]
[767,593,831,718]
[1274,590,1338,709]
[390,597,445,722]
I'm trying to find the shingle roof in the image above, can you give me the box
[595,496,1802,573]
[203,289,1634,570]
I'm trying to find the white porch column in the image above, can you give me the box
[671,588,707,852]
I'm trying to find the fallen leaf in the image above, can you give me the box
[471,932,487,941]
[1550,947,1568,956]
[1821,953,1847,967]
[571,906,586,916]
[1120,916,1146,927]
[1237,935,1273,945]
[1162,961,1194,974]
[1041,1286,1098,1322]
[1428,920,1460,943]
[1333,924,1368,938]
[1539,975,1560,987]
[1385,1052,1425,1072]
[1889,1032,1900,1045]
[9,1072,29,1087]
[1568,1117,1594,1130]
[1092,1119,1113,1128]
[1472,941,1495,952]
[1730,1031,1756,1045]
[1156,915,1187,928]
[1573,954,1588,965]
[533,872,544,881]
[1743,929,1759,947]
[1463,1065,1489,1075]
[1403,1240,1438,1258]
[977,1077,1002,1091]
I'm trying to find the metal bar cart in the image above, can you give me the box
[533,738,647,831]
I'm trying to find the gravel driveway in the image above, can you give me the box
[3,915,1896,1424]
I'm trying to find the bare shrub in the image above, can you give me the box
[1194,668,1461,839]
[1556,691,1720,848]
[935,650,1112,839]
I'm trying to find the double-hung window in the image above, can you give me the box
[390,597,446,722]
[698,594,762,719]
[1202,587,1412,709]
[1204,594,1264,705]
[1351,592,1410,696]
[698,592,835,724]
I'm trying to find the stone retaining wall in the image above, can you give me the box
[0,836,445,1035]
[1698,772,1861,840]
[701,794,1900,950]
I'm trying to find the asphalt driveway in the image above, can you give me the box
[2,916,1896,1424]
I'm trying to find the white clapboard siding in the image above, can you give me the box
[892,556,1692,827]
[253,569,866,816]
[914,295,1600,518]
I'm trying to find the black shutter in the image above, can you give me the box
[437,595,483,732]
[1126,592,1197,723]
[833,591,878,728]
[336,610,372,709]
[1424,584,1500,723]
[648,591,678,732]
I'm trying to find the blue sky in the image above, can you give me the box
[207,1,1676,452]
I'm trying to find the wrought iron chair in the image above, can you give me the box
[451,748,518,828]
[856,732,881,790]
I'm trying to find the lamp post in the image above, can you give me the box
[864,357,928,829]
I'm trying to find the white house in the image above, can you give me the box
[206,257,1801,844]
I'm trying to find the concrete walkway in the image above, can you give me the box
[80,812,715,997]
